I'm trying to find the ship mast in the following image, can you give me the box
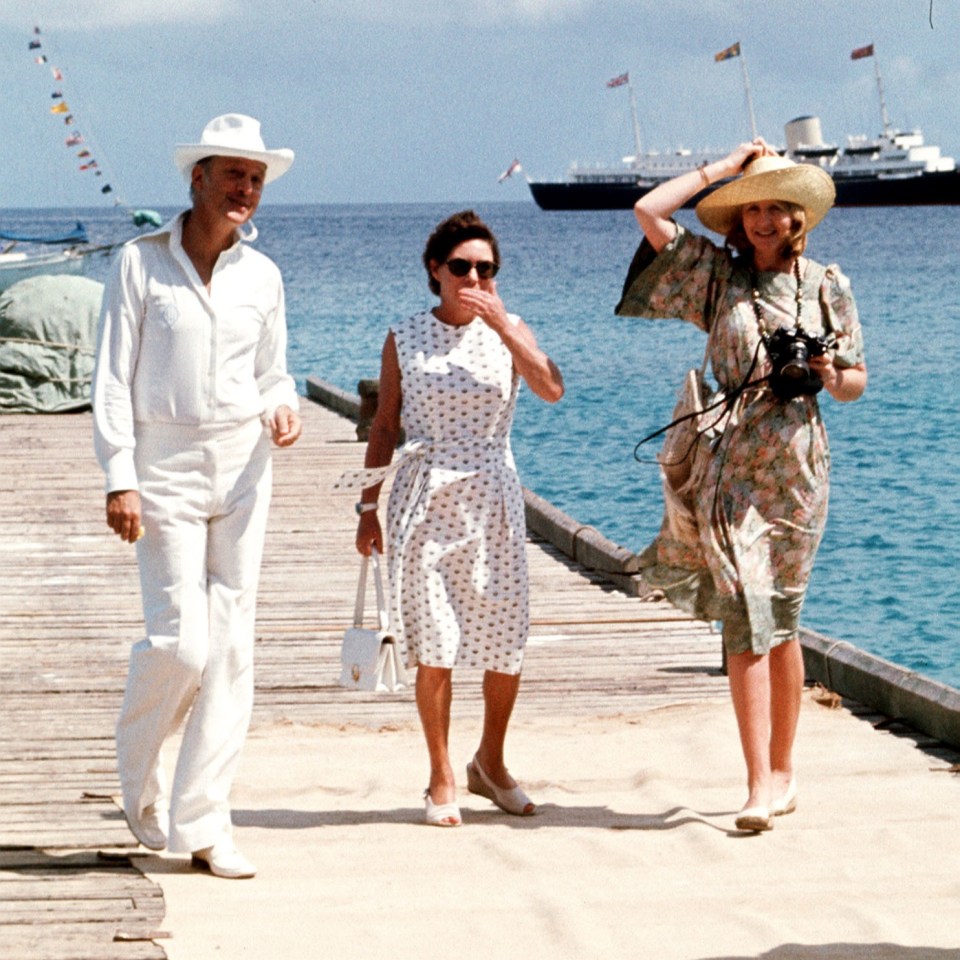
[873,53,892,137]
[716,42,758,140]
[739,49,759,140]
[627,78,643,158]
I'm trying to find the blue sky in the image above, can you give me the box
[2,0,957,210]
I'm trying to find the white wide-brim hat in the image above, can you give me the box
[174,113,294,184]
[695,154,835,235]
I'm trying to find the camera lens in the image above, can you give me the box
[780,340,810,381]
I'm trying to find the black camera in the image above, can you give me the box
[764,326,832,400]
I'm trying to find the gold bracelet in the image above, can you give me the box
[697,162,711,189]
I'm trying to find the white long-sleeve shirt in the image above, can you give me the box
[92,213,299,492]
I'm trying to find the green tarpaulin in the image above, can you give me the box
[0,274,104,413]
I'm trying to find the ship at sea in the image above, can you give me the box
[526,44,960,211]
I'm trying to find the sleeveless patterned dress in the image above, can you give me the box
[385,310,529,674]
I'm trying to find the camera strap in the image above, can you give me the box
[635,257,815,465]
[633,334,767,464]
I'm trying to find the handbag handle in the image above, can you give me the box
[353,547,390,632]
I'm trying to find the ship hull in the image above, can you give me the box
[528,168,960,211]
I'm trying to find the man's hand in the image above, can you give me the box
[106,490,143,544]
[269,405,302,447]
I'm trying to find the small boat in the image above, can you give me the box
[0,221,98,290]
[0,247,88,292]
[527,46,960,211]
[0,222,92,293]
[0,222,88,246]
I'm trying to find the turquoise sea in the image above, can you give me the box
[6,202,958,689]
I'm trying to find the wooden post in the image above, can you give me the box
[356,378,379,442]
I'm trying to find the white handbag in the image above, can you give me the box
[339,548,409,693]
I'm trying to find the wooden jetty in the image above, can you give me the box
[0,399,727,959]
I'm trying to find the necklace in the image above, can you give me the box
[750,257,803,333]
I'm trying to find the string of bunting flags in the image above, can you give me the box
[29,25,116,200]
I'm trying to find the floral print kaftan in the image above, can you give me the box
[617,226,865,655]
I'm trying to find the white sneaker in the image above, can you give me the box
[191,841,257,879]
[124,803,168,851]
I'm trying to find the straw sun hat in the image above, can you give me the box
[695,154,836,235]
[173,114,294,184]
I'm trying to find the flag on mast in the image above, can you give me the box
[606,72,629,88]
[714,42,741,62]
[851,43,874,60]
[497,158,523,183]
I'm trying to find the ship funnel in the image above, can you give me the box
[785,115,825,152]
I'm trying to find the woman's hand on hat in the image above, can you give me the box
[717,138,776,180]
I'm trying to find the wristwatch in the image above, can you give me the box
[355,502,378,515]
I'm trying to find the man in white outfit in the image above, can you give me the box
[92,114,302,879]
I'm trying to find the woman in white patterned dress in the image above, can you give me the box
[355,211,564,826]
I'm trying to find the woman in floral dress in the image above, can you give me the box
[354,210,564,826]
[617,141,867,831]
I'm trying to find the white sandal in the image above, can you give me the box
[466,754,536,816]
[423,789,461,827]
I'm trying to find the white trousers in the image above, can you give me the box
[117,418,272,854]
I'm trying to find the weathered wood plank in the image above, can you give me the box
[0,877,161,899]
[0,930,166,960]
[0,899,155,920]
[0,851,167,959]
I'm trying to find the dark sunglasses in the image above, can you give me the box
[445,258,499,280]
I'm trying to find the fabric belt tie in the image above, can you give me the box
[335,436,508,494]
[336,435,515,609]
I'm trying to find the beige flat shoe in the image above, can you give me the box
[123,802,168,851]
[771,778,798,817]
[735,806,774,832]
